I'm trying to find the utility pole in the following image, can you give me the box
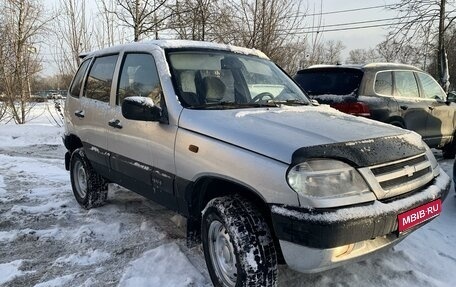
[437,0,450,92]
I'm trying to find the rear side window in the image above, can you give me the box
[294,68,363,96]
[69,60,90,98]
[117,53,161,105]
[374,71,393,96]
[394,71,419,98]
[85,55,118,102]
[416,72,446,100]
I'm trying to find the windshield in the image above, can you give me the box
[167,50,310,109]
[294,68,363,96]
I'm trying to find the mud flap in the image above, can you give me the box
[65,151,71,171]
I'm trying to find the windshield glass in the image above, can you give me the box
[167,50,309,109]
[294,68,363,96]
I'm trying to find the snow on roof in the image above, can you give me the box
[80,40,269,60]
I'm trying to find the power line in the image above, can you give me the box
[291,14,435,32]
[285,18,436,35]
[308,4,393,16]
[288,4,395,19]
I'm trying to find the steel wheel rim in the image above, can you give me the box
[208,220,237,286]
[74,160,87,198]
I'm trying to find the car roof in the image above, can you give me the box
[299,62,422,73]
[79,40,269,60]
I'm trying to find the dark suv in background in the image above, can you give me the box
[294,63,456,158]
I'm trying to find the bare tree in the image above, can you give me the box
[104,0,171,41]
[376,39,424,68]
[276,38,310,74]
[347,48,381,64]
[211,0,305,67]
[54,0,93,75]
[389,0,456,90]
[96,0,117,48]
[168,0,217,41]
[322,40,344,64]
[0,0,46,124]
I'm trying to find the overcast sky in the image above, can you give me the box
[305,0,399,56]
[41,0,400,76]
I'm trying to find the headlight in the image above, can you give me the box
[287,159,370,198]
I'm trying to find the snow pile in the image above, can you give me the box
[54,249,111,266]
[118,243,205,287]
[33,274,76,287]
[0,260,29,285]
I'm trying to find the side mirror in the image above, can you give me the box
[311,99,320,106]
[447,92,456,103]
[122,96,161,122]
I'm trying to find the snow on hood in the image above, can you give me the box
[179,105,420,164]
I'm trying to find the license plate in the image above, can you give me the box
[397,199,442,233]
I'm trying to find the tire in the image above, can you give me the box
[442,143,455,159]
[202,195,277,287]
[453,159,456,192]
[69,148,108,209]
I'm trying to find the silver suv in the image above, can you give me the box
[63,41,450,287]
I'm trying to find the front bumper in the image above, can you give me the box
[271,168,451,273]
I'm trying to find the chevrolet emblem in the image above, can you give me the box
[403,165,416,177]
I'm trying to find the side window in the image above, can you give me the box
[85,54,118,102]
[416,72,446,100]
[374,71,393,96]
[117,53,161,105]
[394,71,420,98]
[69,60,90,98]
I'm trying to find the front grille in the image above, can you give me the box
[358,153,434,200]
[370,155,427,176]
[379,167,431,190]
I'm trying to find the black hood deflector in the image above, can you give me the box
[292,136,425,167]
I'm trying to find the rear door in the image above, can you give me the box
[106,52,178,210]
[416,72,455,147]
[66,59,91,134]
[392,70,429,137]
[79,54,119,176]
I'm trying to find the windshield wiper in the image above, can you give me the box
[191,101,278,109]
[269,99,310,106]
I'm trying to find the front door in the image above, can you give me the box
[393,70,429,137]
[416,72,455,147]
[106,52,178,210]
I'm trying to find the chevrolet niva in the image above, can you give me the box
[63,40,450,287]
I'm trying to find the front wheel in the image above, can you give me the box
[442,142,455,159]
[69,148,108,209]
[202,196,277,287]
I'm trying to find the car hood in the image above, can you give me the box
[178,105,424,165]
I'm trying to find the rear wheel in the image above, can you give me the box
[70,148,108,209]
[202,195,277,287]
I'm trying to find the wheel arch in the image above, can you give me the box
[185,175,285,263]
[64,133,83,153]
[64,134,83,170]
[387,116,406,128]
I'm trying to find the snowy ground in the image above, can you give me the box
[0,102,455,287]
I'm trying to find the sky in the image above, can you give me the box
[304,0,399,57]
[40,0,400,76]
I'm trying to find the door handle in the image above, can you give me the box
[74,110,85,118]
[400,105,408,110]
[428,106,435,111]
[108,119,123,129]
